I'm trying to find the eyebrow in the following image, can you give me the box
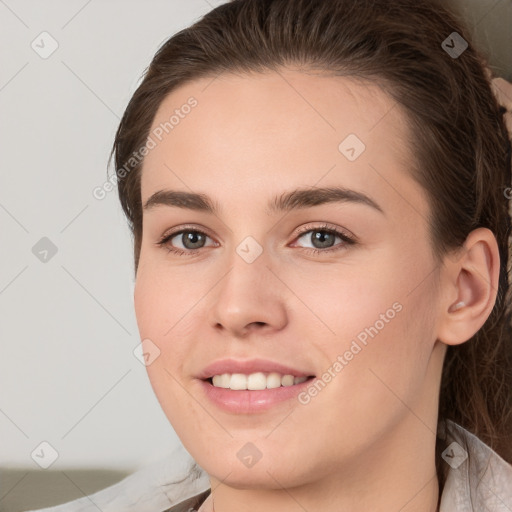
[143,186,384,216]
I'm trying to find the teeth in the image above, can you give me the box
[247,372,267,390]
[282,374,294,387]
[211,372,309,390]
[267,372,282,389]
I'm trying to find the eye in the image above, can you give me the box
[156,223,356,257]
[292,224,356,253]
[156,228,217,255]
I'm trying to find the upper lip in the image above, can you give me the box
[197,358,315,380]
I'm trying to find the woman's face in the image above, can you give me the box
[134,69,447,488]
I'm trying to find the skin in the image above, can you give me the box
[133,69,499,512]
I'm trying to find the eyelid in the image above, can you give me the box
[157,224,217,244]
[293,222,356,241]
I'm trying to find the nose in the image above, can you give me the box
[208,248,288,338]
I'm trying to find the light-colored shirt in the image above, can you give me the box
[24,420,512,511]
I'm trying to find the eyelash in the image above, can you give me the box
[155,223,356,257]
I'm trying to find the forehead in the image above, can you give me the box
[140,68,427,219]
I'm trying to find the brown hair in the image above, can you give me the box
[109,0,512,492]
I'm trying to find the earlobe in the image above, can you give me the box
[437,228,500,346]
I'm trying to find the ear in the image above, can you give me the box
[437,227,501,346]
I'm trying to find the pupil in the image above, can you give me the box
[183,232,205,249]
[312,230,334,248]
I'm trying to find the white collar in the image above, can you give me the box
[439,419,512,511]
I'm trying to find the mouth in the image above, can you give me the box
[196,358,317,413]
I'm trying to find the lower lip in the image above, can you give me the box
[198,377,315,413]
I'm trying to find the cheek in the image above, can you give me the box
[133,264,206,408]
[294,246,438,396]
[285,263,438,461]
[133,268,181,388]
[134,259,207,339]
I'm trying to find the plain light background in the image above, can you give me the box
[0,0,510,472]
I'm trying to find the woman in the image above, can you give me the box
[28,0,512,510]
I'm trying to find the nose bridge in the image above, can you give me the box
[209,239,288,334]
[219,240,271,305]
